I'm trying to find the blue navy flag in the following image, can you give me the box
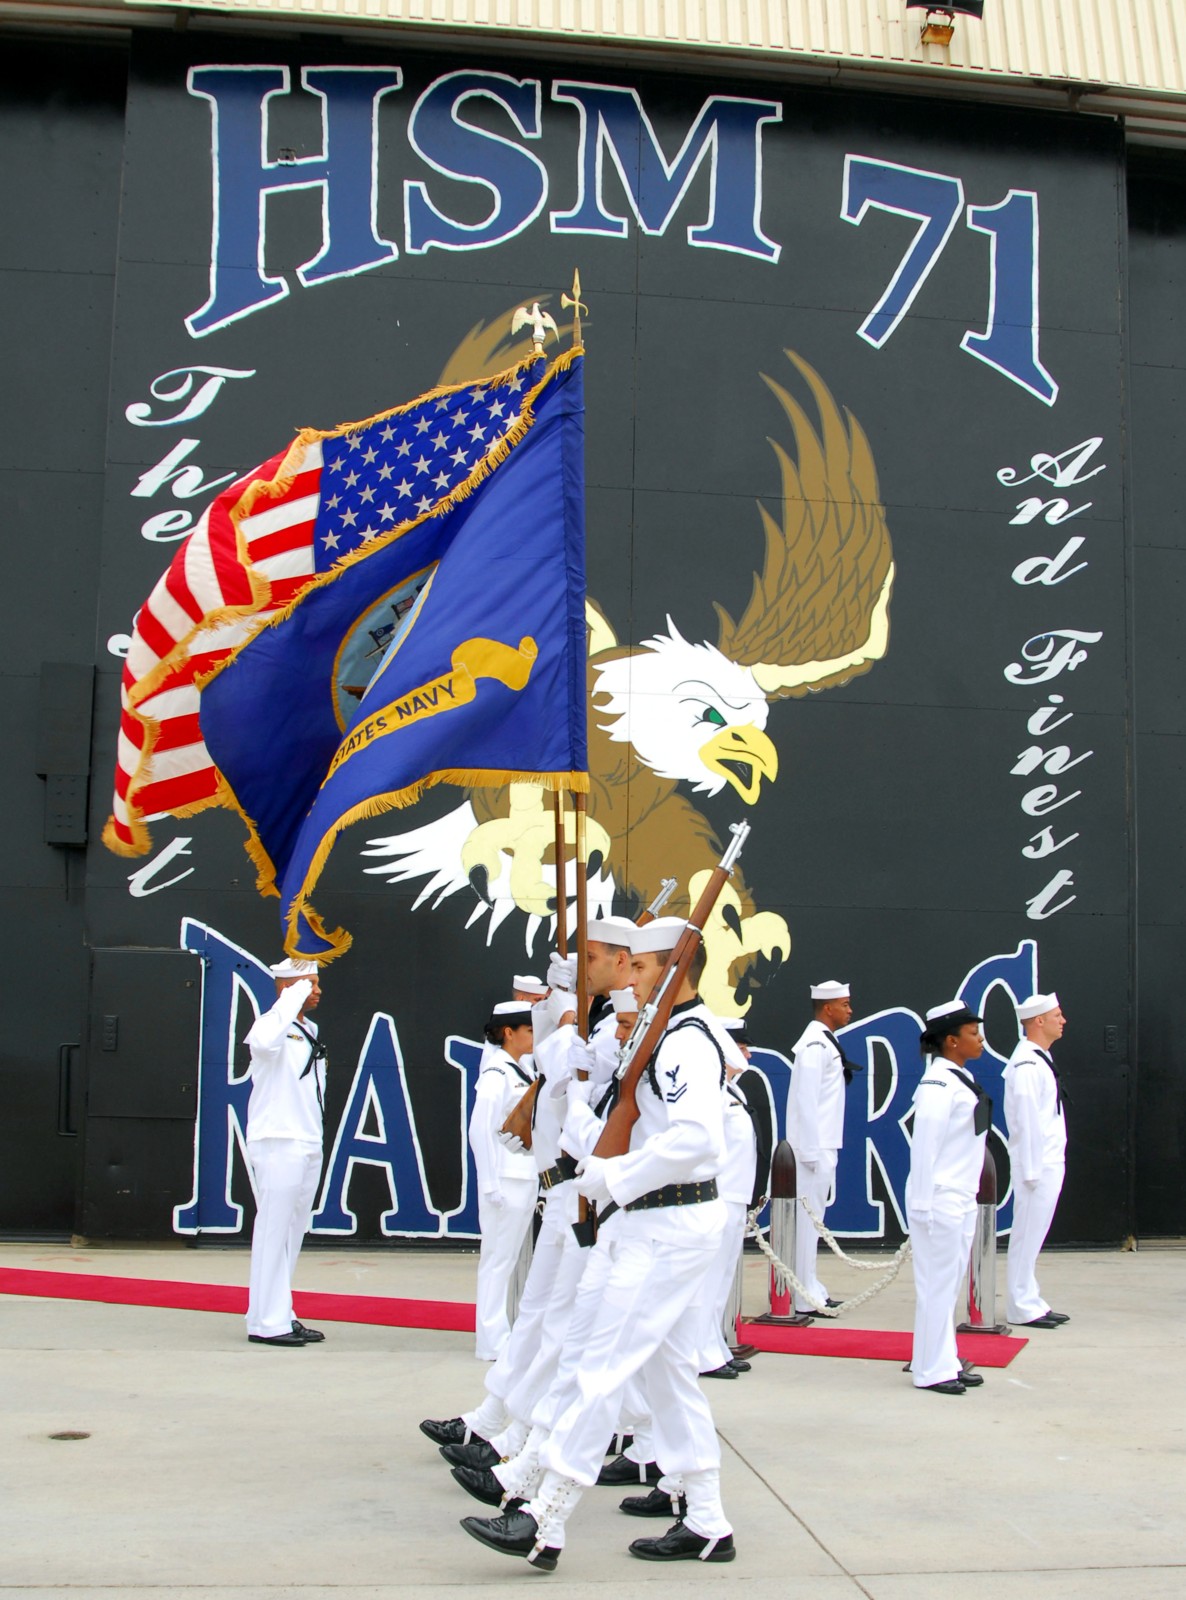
[198,347,588,960]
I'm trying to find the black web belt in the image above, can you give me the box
[597,1178,719,1224]
[538,1153,579,1190]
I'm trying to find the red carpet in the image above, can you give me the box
[0,1269,1026,1365]
[739,1317,1027,1367]
[0,1267,474,1332]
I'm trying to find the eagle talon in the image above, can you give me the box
[468,865,491,905]
[587,849,604,879]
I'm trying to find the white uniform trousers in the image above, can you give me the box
[539,1226,726,1493]
[464,1185,572,1444]
[1006,1164,1064,1322]
[475,1175,537,1360]
[695,1199,747,1371]
[245,1138,322,1338]
[907,1202,976,1388]
[793,1150,837,1312]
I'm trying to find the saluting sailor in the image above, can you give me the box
[244,957,328,1348]
[787,980,857,1317]
[1004,993,1070,1330]
[459,916,737,1571]
[470,1002,538,1361]
[906,1002,992,1395]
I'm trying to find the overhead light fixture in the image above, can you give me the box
[905,0,985,46]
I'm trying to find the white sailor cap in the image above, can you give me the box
[923,1000,982,1034]
[512,974,548,995]
[632,916,687,955]
[810,980,850,1000]
[1017,992,1059,1021]
[270,957,319,979]
[490,1000,533,1028]
[587,915,638,947]
[609,988,637,1014]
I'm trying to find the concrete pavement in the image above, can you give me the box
[0,1240,1183,1598]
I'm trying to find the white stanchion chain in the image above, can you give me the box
[746,1204,912,1318]
[799,1196,901,1271]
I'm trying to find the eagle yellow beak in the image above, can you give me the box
[699,723,778,805]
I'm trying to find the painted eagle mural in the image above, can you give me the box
[362,307,895,1016]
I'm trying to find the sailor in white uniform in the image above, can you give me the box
[244,957,328,1347]
[470,1002,538,1361]
[906,1001,991,1395]
[787,981,856,1316]
[459,916,737,1571]
[1004,992,1070,1330]
[697,1018,758,1379]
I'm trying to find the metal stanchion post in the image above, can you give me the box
[958,1145,1010,1335]
[752,1141,813,1327]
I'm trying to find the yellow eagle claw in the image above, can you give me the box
[689,872,791,1019]
[460,784,612,919]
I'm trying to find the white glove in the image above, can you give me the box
[1021,1176,1040,1191]
[497,1131,526,1154]
[911,1210,933,1232]
[575,1154,613,1208]
[547,953,578,994]
[482,1188,506,1210]
[542,987,578,1031]
[799,1158,819,1174]
[566,1076,595,1107]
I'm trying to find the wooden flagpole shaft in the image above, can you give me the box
[553,790,568,961]
[574,792,589,1044]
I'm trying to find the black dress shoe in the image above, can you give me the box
[442,1438,499,1469]
[1045,1311,1071,1323]
[629,1521,736,1562]
[958,1370,985,1387]
[919,1380,966,1395]
[420,1417,469,1446]
[700,1363,738,1380]
[248,1330,306,1346]
[1017,1314,1061,1329]
[452,1465,521,1510]
[730,1359,751,1373]
[620,1486,688,1519]
[292,1320,324,1342]
[460,1509,561,1571]
[597,1454,662,1487]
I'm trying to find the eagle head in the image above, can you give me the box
[592,619,778,804]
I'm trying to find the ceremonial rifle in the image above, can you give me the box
[591,822,749,1163]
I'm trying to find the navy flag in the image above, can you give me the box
[199,347,588,961]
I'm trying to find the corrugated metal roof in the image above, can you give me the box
[112,0,1186,97]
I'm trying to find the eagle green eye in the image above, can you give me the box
[700,706,727,727]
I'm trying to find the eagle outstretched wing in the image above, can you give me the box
[714,351,895,699]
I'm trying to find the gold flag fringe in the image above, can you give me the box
[284,769,590,965]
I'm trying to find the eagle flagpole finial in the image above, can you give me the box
[511,300,559,355]
[561,270,588,346]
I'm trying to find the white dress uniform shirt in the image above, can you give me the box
[1003,1039,1067,1323]
[245,980,325,1147]
[905,1059,989,1388]
[787,1019,846,1158]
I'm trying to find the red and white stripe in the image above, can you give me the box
[108,440,324,854]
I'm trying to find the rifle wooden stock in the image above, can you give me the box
[501,1077,542,1147]
[592,860,735,1161]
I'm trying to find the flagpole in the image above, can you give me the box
[574,792,589,1044]
[553,790,568,963]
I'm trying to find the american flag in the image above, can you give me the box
[105,359,539,858]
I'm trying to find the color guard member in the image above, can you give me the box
[1005,993,1070,1330]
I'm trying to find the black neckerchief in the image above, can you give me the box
[948,1065,993,1136]
[507,1056,535,1088]
[589,993,613,1031]
[823,1027,864,1085]
[1034,1047,1068,1112]
[293,1018,326,1115]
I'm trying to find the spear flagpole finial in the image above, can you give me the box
[561,269,588,346]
